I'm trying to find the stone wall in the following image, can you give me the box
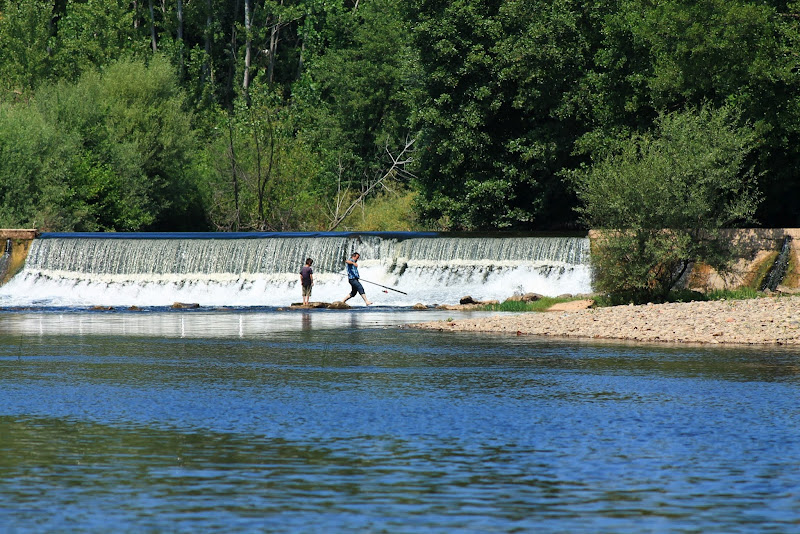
[588,228,800,293]
[0,230,38,285]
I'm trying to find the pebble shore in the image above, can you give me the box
[412,296,800,345]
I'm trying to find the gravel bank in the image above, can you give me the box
[412,296,800,345]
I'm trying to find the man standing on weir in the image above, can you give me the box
[342,252,372,306]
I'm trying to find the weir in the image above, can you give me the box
[0,232,591,308]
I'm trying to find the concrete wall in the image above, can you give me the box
[588,228,800,292]
[0,230,38,285]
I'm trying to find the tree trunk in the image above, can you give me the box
[202,0,213,86]
[227,119,241,231]
[176,0,185,75]
[297,38,305,79]
[327,137,416,231]
[132,0,140,29]
[242,0,253,99]
[147,0,158,52]
[267,0,284,84]
[227,0,241,103]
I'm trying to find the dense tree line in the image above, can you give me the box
[0,0,798,232]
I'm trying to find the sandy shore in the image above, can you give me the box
[411,296,800,345]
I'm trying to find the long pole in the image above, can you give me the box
[336,272,408,295]
[358,278,408,295]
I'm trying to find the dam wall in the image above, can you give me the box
[2,229,799,305]
[0,232,591,307]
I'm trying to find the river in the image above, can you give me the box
[1,308,798,532]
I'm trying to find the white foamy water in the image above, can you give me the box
[0,234,592,307]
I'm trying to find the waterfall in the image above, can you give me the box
[0,232,591,307]
[761,236,793,292]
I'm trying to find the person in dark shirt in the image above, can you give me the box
[342,252,371,306]
[300,258,314,305]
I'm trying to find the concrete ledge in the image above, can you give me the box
[0,229,39,239]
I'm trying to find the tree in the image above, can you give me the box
[203,91,323,231]
[2,57,206,231]
[407,0,597,230]
[0,0,54,97]
[571,106,760,299]
[50,0,141,81]
[578,0,800,227]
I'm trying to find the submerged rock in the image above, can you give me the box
[172,302,200,309]
[290,302,330,309]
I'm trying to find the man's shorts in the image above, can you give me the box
[302,284,312,297]
[348,278,365,297]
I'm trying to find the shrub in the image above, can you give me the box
[571,106,761,300]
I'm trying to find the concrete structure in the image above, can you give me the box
[588,228,800,293]
[0,229,39,285]
[1,229,799,293]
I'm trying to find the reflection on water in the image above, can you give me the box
[1,310,799,532]
[0,309,488,338]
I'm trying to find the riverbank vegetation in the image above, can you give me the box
[0,1,799,242]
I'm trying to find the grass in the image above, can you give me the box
[478,284,781,314]
[478,296,581,312]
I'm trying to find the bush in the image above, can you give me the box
[0,56,204,231]
[571,106,760,300]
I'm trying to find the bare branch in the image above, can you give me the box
[326,136,416,231]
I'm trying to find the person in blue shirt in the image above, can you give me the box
[342,252,372,306]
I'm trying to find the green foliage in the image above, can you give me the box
[480,296,580,312]
[580,0,800,227]
[593,287,763,307]
[0,56,203,231]
[203,92,325,231]
[573,105,761,298]
[408,0,593,230]
[340,183,419,231]
[0,0,53,96]
[704,287,762,301]
[0,101,78,228]
[1,0,800,234]
[293,0,417,197]
[51,0,141,82]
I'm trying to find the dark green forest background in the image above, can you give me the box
[1,0,799,233]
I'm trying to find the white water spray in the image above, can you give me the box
[0,234,591,307]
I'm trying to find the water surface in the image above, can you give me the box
[1,309,798,532]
